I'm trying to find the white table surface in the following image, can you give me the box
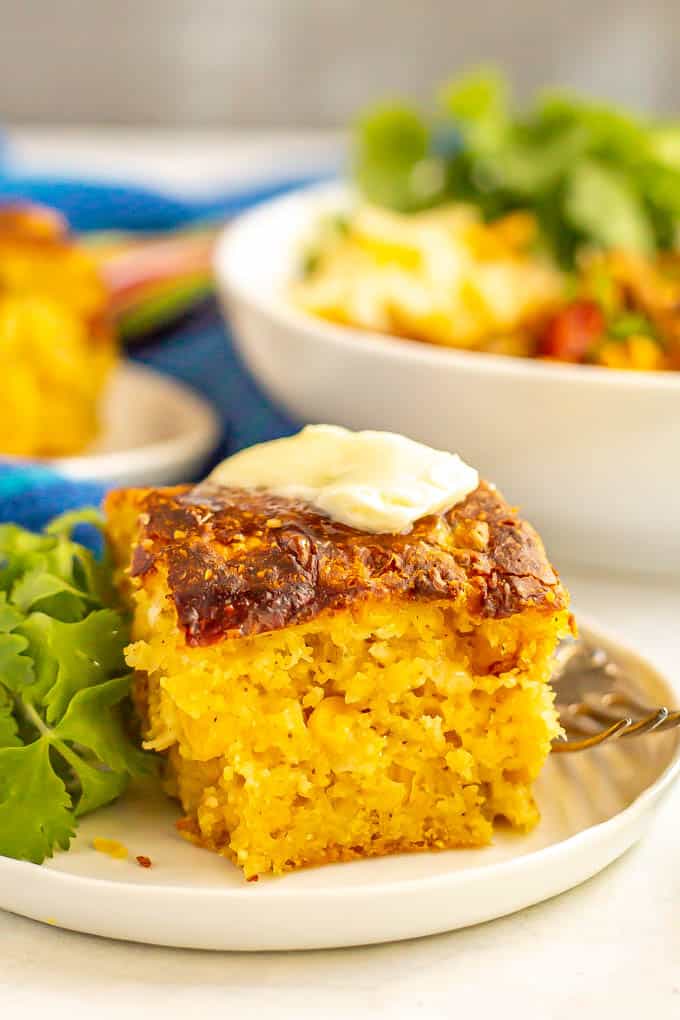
[2,128,679,1020]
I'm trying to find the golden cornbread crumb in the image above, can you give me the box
[128,596,566,879]
[92,838,128,860]
[0,207,116,457]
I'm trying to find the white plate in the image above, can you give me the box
[1,619,678,952]
[15,361,221,487]
[214,182,680,577]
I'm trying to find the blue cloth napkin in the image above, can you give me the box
[0,170,326,231]
[0,175,307,531]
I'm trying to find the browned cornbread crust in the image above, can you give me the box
[105,480,567,645]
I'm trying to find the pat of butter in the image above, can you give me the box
[209,425,478,534]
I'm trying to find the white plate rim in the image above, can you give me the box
[214,180,680,394]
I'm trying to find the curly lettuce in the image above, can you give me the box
[354,67,680,266]
[0,510,150,864]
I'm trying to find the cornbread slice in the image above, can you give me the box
[105,481,571,879]
[0,205,116,457]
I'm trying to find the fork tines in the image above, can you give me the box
[553,689,680,753]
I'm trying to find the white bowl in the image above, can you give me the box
[8,361,221,487]
[215,182,680,577]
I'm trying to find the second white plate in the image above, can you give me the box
[1,620,678,951]
[31,361,221,487]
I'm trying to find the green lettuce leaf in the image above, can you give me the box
[0,525,49,592]
[352,67,680,265]
[55,740,129,817]
[440,67,509,155]
[354,104,438,212]
[0,739,74,864]
[565,159,654,253]
[0,688,21,748]
[0,510,151,865]
[54,674,149,776]
[18,609,128,723]
[11,563,94,620]
[0,594,34,691]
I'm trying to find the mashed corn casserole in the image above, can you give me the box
[293,203,563,355]
[106,481,571,880]
[294,203,680,370]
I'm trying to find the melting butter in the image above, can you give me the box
[209,425,478,534]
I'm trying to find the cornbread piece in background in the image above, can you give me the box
[106,482,571,880]
[0,205,116,457]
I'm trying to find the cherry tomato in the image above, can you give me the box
[538,300,605,363]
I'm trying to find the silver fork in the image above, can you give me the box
[551,639,680,752]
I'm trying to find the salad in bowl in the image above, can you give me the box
[215,71,680,576]
[296,70,680,372]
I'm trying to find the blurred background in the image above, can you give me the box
[2,0,679,127]
[1,0,679,578]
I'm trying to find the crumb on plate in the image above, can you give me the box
[92,838,128,860]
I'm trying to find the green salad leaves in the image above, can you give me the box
[0,511,149,864]
[355,68,680,265]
